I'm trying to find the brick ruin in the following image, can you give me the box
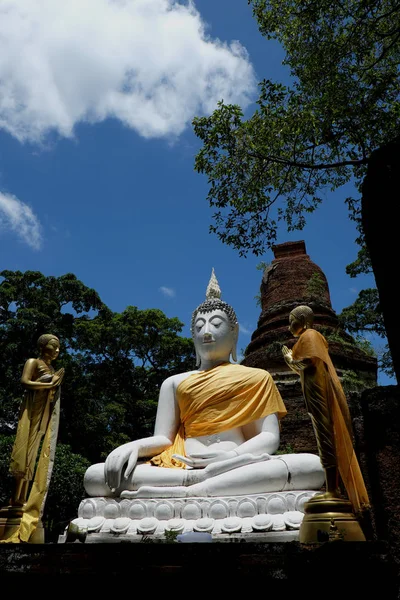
[242,239,377,456]
[242,240,400,561]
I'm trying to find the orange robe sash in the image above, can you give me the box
[292,328,370,513]
[150,362,287,469]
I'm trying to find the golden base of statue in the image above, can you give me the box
[299,495,366,543]
[0,505,45,544]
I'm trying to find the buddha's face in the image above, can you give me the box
[193,309,236,364]
[289,312,304,337]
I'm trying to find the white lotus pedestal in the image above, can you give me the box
[60,490,319,543]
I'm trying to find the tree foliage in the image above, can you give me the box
[0,270,195,463]
[338,288,394,376]
[44,444,91,541]
[194,0,400,257]
[0,269,195,539]
[193,0,399,376]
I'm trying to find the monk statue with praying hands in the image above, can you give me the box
[282,305,370,541]
[84,270,324,500]
[0,334,64,544]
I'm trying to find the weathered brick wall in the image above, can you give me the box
[354,385,400,564]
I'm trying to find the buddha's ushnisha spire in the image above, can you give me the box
[191,268,238,337]
[205,268,221,300]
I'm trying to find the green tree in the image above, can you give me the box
[339,288,394,377]
[193,0,399,381]
[0,434,14,507]
[0,270,106,427]
[61,306,195,461]
[0,270,196,538]
[44,444,91,541]
[0,270,195,463]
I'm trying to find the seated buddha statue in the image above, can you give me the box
[84,270,324,499]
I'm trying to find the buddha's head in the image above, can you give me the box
[37,334,60,361]
[191,269,239,368]
[289,305,314,337]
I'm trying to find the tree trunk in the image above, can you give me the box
[361,137,400,385]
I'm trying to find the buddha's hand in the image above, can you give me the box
[172,450,238,468]
[104,442,138,491]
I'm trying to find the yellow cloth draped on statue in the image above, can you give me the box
[150,362,287,469]
[1,366,61,543]
[292,328,370,514]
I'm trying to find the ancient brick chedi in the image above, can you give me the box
[242,240,377,455]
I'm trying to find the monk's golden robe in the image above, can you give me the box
[1,362,60,543]
[292,328,370,513]
[150,362,287,469]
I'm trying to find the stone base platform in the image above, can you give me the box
[60,490,318,543]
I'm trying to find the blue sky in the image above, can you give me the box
[0,0,393,385]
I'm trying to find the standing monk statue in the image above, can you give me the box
[0,334,64,543]
[282,305,370,515]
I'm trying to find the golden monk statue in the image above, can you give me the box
[0,334,64,543]
[282,306,370,515]
[84,272,324,500]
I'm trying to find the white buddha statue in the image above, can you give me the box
[84,270,324,502]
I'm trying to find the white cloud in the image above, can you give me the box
[159,286,176,298]
[349,287,358,294]
[239,323,251,335]
[0,191,42,249]
[0,0,256,143]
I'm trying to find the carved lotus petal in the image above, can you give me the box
[165,519,184,533]
[137,517,158,534]
[251,514,273,532]
[221,517,242,533]
[237,499,257,518]
[111,517,131,533]
[100,519,114,533]
[271,514,286,531]
[104,502,120,519]
[285,493,297,512]
[154,502,174,521]
[209,501,228,520]
[182,502,201,520]
[284,511,304,530]
[265,494,286,514]
[71,517,88,530]
[80,500,96,519]
[87,516,105,532]
[128,502,147,520]
[193,518,215,533]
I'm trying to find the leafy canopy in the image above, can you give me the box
[193,0,400,257]
[193,0,399,377]
[0,270,196,538]
[0,270,195,462]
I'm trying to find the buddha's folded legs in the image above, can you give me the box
[84,453,324,498]
[84,454,273,497]
[122,453,324,499]
[120,460,288,498]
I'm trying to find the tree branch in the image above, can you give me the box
[250,152,368,170]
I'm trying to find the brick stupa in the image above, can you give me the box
[242,240,377,454]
